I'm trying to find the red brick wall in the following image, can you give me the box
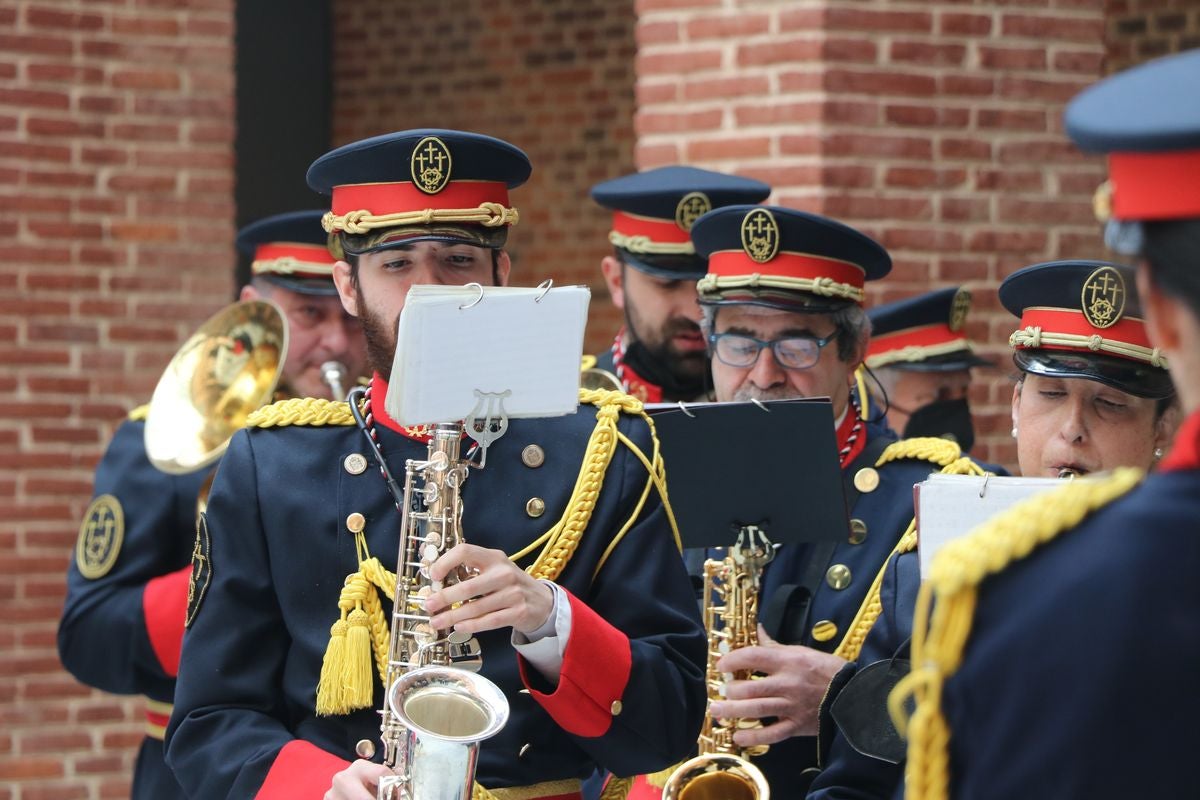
[1,1,236,796]
[330,0,639,352]
[1107,0,1200,72]
[634,0,1112,470]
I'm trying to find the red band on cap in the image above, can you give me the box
[867,323,966,359]
[1017,308,1152,353]
[331,180,510,216]
[707,250,865,290]
[1109,149,1200,221]
[253,243,335,266]
[611,210,691,245]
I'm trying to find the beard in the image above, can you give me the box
[355,284,399,382]
[625,309,708,385]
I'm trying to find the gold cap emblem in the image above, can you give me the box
[76,494,124,579]
[675,191,711,232]
[949,288,971,332]
[1081,265,1126,330]
[411,135,452,195]
[740,208,780,264]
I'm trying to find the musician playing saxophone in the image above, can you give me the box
[164,130,706,800]
[57,210,367,800]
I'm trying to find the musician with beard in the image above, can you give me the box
[587,166,770,403]
[58,210,367,800]
[862,287,991,452]
[164,130,706,800]
[625,205,988,798]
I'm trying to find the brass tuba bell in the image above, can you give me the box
[144,300,288,475]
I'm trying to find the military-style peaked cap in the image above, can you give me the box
[866,287,991,371]
[306,129,531,256]
[1001,260,1173,399]
[235,210,338,296]
[693,205,890,312]
[591,166,771,279]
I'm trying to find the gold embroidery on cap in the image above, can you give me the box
[740,208,780,264]
[76,494,124,579]
[411,136,452,195]
[949,288,971,332]
[1093,180,1113,223]
[1081,266,1125,330]
[675,191,711,232]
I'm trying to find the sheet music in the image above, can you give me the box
[916,473,1065,577]
[385,283,590,426]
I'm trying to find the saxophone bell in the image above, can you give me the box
[663,753,770,800]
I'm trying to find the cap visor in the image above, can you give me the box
[1014,349,1174,399]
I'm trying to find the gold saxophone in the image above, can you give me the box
[662,525,773,800]
[355,422,510,800]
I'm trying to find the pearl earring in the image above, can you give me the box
[1154,447,1164,459]
[1011,427,1018,439]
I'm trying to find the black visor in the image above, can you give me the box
[1013,349,1174,400]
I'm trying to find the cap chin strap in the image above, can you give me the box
[322,204,518,235]
[1009,326,1167,368]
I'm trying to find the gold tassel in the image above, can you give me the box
[343,607,375,710]
[600,775,634,800]
[315,617,349,715]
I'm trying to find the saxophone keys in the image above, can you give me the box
[355,738,376,759]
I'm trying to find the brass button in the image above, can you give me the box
[346,512,366,534]
[826,564,852,590]
[848,518,868,545]
[811,620,838,642]
[521,444,545,468]
[343,453,368,475]
[853,467,879,493]
[525,497,546,518]
[610,700,623,716]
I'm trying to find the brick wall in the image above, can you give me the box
[1,1,236,797]
[1107,0,1200,72]
[330,0,639,352]
[634,0,1113,470]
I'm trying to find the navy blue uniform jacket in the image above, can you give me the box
[165,398,707,798]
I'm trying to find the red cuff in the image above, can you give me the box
[142,566,191,677]
[257,740,350,799]
[518,590,632,737]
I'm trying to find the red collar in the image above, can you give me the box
[611,329,663,404]
[1158,408,1200,472]
[837,402,867,468]
[367,374,441,443]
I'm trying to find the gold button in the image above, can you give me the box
[343,453,368,475]
[811,620,838,642]
[848,518,868,545]
[346,512,366,534]
[826,564,852,590]
[521,444,545,468]
[853,467,880,493]
[525,497,546,518]
[610,700,623,716]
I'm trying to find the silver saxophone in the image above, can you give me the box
[356,422,510,800]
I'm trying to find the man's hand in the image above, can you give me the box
[324,759,394,800]
[425,543,555,636]
[706,625,846,746]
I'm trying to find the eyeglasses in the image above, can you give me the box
[709,331,839,370]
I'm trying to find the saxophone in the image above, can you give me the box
[662,525,773,800]
[356,422,510,800]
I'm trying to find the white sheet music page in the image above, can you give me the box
[384,283,590,426]
[916,473,1065,578]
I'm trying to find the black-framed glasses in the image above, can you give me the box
[709,330,839,370]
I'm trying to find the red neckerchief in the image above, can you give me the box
[1158,408,1200,472]
[368,373,443,443]
[610,329,663,404]
[837,400,867,468]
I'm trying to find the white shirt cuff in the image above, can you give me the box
[511,579,572,682]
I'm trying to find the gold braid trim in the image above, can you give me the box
[323,204,519,235]
[599,775,634,800]
[875,436,963,469]
[128,404,150,422]
[1009,326,1168,368]
[246,398,357,428]
[697,273,864,303]
[889,467,1143,800]
[865,340,974,370]
[608,230,697,256]
[833,449,988,662]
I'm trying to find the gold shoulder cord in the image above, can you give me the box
[833,438,987,662]
[245,397,357,428]
[888,467,1143,800]
[128,404,150,422]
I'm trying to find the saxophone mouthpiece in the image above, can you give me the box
[321,360,348,401]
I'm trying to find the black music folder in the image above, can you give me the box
[649,397,850,549]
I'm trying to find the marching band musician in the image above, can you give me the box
[164,129,706,800]
[636,204,988,797]
[587,167,770,403]
[808,260,1178,800]
[57,209,367,799]
[893,48,1200,800]
[862,287,991,452]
